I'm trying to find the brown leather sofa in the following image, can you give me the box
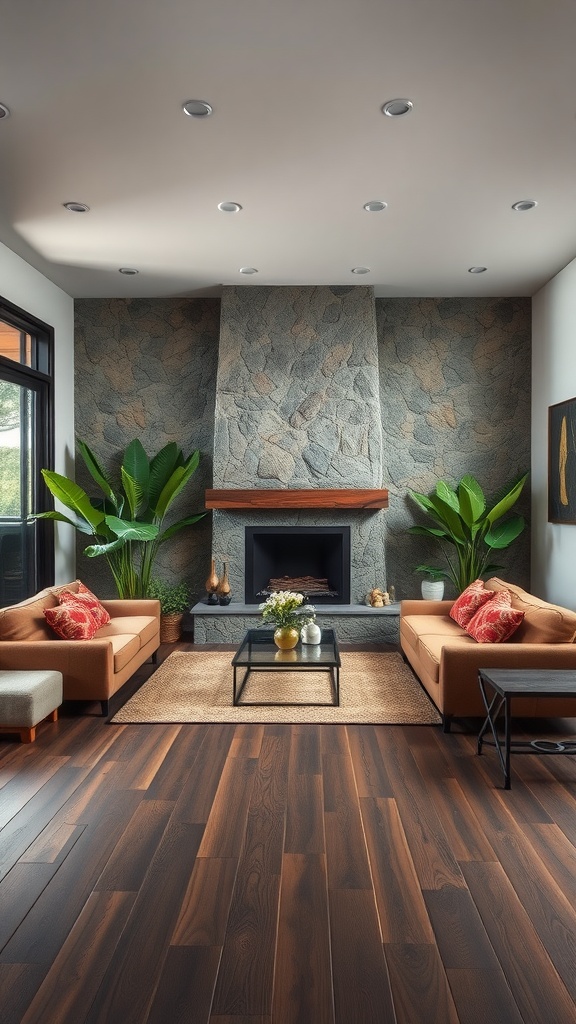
[0,581,160,715]
[400,578,576,730]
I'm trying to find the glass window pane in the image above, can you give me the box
[0,381,37,603]
[0,320,33,366]
[0,297,53,600]
[0,379,24,515]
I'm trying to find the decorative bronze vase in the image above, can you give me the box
[273,626,300,650]
[205,558,219,598]
[217,561,231,604]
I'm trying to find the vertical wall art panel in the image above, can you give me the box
[548,396,576,523]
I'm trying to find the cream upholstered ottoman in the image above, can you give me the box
[0,670,63,742]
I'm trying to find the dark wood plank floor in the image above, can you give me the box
[1,641,575,1024]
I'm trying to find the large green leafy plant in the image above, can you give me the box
[34,439,205,598]
[408,473,528,594]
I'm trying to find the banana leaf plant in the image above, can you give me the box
[32,439,205,598]
[407,472,529,594]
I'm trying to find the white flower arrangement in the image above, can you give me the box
[259,590,316,630]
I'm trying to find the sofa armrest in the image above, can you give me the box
[400,599,454,617]
[101,599,161,619]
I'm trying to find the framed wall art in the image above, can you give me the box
[548,396,576,523]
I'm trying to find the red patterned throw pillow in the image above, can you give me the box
[44,603,99,640]
[465,590,524,643]
[58,582,111,629]
[450,579,495,628]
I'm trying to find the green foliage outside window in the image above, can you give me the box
[0,448,20,517]
[0,381,21,516]
[0,380,20,431]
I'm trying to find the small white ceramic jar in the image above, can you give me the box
[301,621,322,644]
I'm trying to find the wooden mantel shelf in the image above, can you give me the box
[205,488,389,510]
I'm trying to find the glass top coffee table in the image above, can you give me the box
[232,628,341,707]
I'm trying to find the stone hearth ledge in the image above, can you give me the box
[191,601,400,644]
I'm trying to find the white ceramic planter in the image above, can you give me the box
[421,580,445,600]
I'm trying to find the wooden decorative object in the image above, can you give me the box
[205,558,219,593]
[217,562,231,598]
[204,488,389,510]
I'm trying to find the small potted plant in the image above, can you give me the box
[414,566,447,601]
[147,578,190,643]
[407,472,528,595]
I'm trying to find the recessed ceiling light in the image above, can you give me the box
[512,200,537,212]
[363,201,387,212]
[119,267,139,275]
[239,267,258,274]
[63,201,90,213]
[182,100,213,118]
[382,98,413,117]
[218,201,242,213]
[0,103,10,119]
[351,267,370,275]
[468,266,487,274]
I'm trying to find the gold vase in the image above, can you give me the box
[205,558,219,594]
[273,626,300,650]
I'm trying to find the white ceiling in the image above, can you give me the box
[1,0,576,300]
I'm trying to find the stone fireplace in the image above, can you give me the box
[244,525,351,605]
[210,285,387,607]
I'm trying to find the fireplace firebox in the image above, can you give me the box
[244,526,351,605]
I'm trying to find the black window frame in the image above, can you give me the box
[0,294,55,593]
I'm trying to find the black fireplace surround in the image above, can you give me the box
[244,526,351,605]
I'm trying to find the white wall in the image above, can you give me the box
[0,241,75,583]
[532,256,576,607]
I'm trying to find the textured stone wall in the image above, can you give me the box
[72,291,531,606]
[212,286,387,601]
[377,297,531,598]
[74,298,220,599]
[214,286,383,487]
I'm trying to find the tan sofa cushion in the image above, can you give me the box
[0,592,58,640]
[107,634,141,673]
[417,633,479,684]
[95,615,159,648]
[401,614,465,654]
[485,578,576,644]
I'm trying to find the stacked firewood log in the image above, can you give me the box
[268,576,330,593]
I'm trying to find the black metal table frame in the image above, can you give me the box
[477,670,576,789]
[232,629,341,708]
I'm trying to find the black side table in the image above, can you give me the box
[477,668,576,789]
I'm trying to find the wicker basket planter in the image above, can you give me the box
[160,613,184,644]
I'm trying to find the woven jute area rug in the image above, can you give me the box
[112,650,441,725]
